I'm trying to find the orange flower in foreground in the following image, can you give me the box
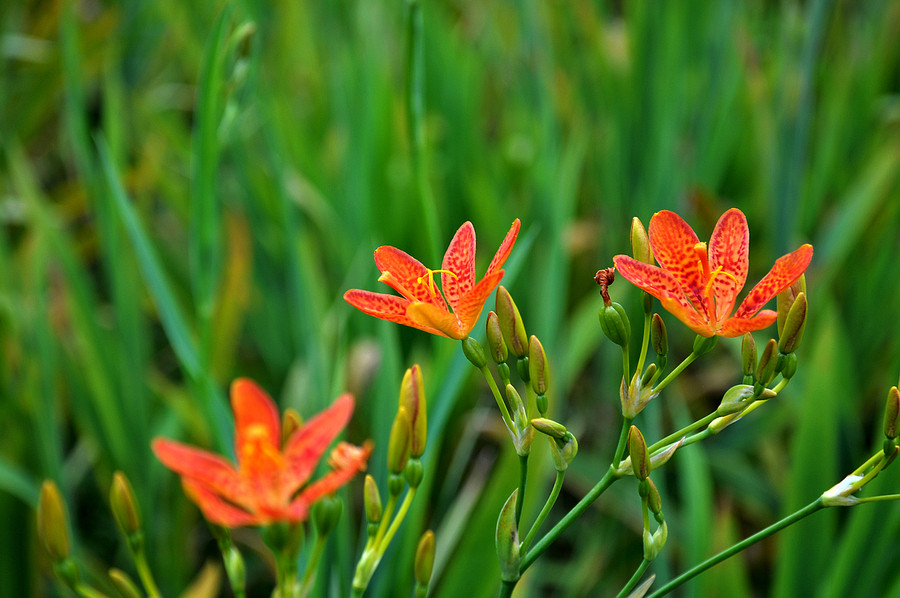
[613,209,813,338]
[344,219,520,340]
[153,379,371,527]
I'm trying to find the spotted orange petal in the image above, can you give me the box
[375,246,447,309]
[733,244,813,319]
[343,290,444,336]
[708,208,749,322]
[442,222,476,312]
[718,310,778,338]
[485,219,521,278]
[648,211,707,314]
[152,439,246,506]
[406,302,464,339]
[614,255,708,333]
[181,478,259,527]
[231,379,281,458]
[287,441,372,521]
[454,270,505,337]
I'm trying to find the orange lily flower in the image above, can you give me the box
[613,209,813,338]
[152,379,371,527]
[344,219,520,340]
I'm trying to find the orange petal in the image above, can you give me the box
[343,290,445,336]
[374,246,447,309]
[614,255,708,332]
[406,301,464,339]
[286,441,372,521]
[152,438,246,506]
[733,245,813,319]
[485,219,521,277]
[181,478,260,527]
[231,378,281,456]
[442,222,476,312]
[282,394,355,497]
[648,211,707,313]
[718,310,778,338]
[454,270,505,337]
[708,208,749,322]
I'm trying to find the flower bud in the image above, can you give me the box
[496,286,528,358]
[109,568,142,598]
[363,475,382,524]
[756,339,778,385]
[399,365,427,458]
[628,426,650,481]
[461,337,487,368]
[616,439,684,477]
[647,478,662,516]
[693,334,718,355]
[600,302,631,348]
[313,495,342,536]
[885,387,900,440]
[495,489,520,582]
[640,363,657,387]
[631,217,653,265]
[531,418,567,439]
[388,408,411,475]
[651,314,667,356]
[38,480,70,561]
[536,394,548,416]
[741,333,757,377]
[486,311,508,364]
[110,472,141,538]
[777,275,806,337]
[507,385,533,456]
[781,352,798,380]
[405,458,424,488]
[222,543,246,591]
[528,336,550,396]
[282,408,303,445]
[414,530,436,589]
[778,293,807,354]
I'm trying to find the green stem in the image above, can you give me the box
[858,494,900,503]
[614,418,634,467]
[298,534,328,598]
[74,585,111,598]
[497,580,517,598]
[515,454,528,528]
[379,488,418,551]
[481,366,515,432]
[648,412,718,454]
[374,492,399,549]
[635,313,652,376]
[132,547,163,598]
[652,351,698,394]
[520,470,565,555]
[621,347,631,383]
[616,559,651,598]
[645,498,825,598]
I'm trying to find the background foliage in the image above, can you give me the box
[2,0,900,596]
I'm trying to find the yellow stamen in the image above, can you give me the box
[416,268,458,297]
[693,243,710,279]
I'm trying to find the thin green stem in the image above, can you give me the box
[497,580,516,598]
[621,347,631,383]
[74,585,111,598]
[374,492,399,549]
[379,488,418,551]
[481,366,515,431]
[616,559,651,598]
[858,494,900,503]
[648,412,718,454]
[515,455,528,528]
[132,547,162,598]
[298,534,328,598]
[614,418,634,467]
[645,498,825,598]
[772,377,790,393]
[635,313,652,376]
[520,470,565,554]
[652,351,698,394]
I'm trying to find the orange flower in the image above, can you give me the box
[613,209,813,338]
[344,219,520,340]
[152,379,371,527]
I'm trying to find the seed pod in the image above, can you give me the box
[600,302,631,348]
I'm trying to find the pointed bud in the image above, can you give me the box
[399,365,427,458]
[495,489,520,582]
[388,408,411,474]
[486,311,508,364]
[531,418,567,439]
[528,336,550,396]
[628,426,650,480]
[38,480,70,561]
[631,217,652,264]
[781,352,798,379]
[756,339,778,385]
[496,286,528,358]
[282,408,303,445]
[885,387,900,440]
[651,314,667,356]
[222,543,246,591]
[109,569,142,598]
[778,293,807,354]
[600,302,631,348]
[312,495,342,537]
[640,363,657,387]
[462,337,487,368]
[110,472,141,538]
[414,530,436,589]
[741,333,757,377]
[777,275,806,337]
[647,478,662,515]
[693,334,718,355]
[363,475,382,524]
[616,439,684,477]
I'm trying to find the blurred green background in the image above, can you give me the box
[2,0,900,596]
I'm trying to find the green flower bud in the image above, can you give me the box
[885,387,900,440]
[600,302,631,348]
[388,408,411,475]
[388,473,405,496]
[496,286,528,358]
[53,559,80,589]
[640,363,657,387]
[778,292,807,354]
[282,408,303,445]
[222,543,246,592]
[651,314,668,356]
[405,458,424,488]
[109,568,142,598]
[462,337,487,368]
[399,365,427,458]
[781,352,798,380]
[628,426,650,481]
[363,475,382,524]
[530,418,567,439]
[777,275,806,337]
[716,384,754,416]
[517,356,530,382]
[495,489,520,582]
[693,334,718,356]
[313,496,342,537]
[38,480,70,561]
[414,530,436,590]
[529,336,550,397]
[756,339,778,385]
[110,472,141,538]
[647,478,662,516]
[547,432,579,472]
[631,217,653,265]
[486,311,508,364]
[536,394,548,416]
[741,333,757,377]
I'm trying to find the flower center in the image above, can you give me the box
[416,268,457,297]
[694,242,740,326]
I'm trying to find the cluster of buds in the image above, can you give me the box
[627,426,667,560]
